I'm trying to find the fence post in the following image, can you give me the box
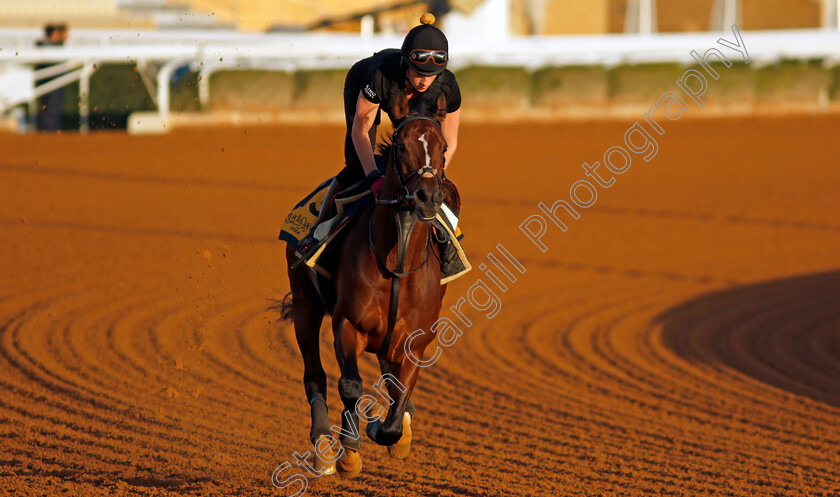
[79,62,96,133]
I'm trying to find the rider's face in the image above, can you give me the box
[405,68,437,93]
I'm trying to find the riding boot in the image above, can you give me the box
[431,220,468,281]
[299,177,346,254]
[439,238,467,280]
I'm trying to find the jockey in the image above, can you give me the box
[299,14,461,254]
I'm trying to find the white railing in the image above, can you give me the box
[3,27,840,130]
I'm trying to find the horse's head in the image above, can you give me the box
[383,92,448,221]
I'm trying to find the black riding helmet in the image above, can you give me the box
[401,16,449,76]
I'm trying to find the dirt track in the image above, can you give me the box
[1,115,839,496]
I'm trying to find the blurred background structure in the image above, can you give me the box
[1,0,840,132]
[0,0,833,33]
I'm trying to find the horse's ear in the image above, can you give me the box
[392,91,409,121]
[434,92,447,122]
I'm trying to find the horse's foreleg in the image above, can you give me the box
[366,358,420,449]
[333,317,365,477]
[378,358,416,420]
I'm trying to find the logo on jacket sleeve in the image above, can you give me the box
[363,84,377,100]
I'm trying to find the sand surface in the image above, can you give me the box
[1,115,839,496]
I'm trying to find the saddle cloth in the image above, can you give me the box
[279,178,469,283]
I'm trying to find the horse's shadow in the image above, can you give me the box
[656,270,840,408]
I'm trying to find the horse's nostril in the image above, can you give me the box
[415,189,428,203]
[432,190,445,204]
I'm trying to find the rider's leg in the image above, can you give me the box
[298,177,345,253]
[313,177,346,227]
[437,204,468,281]
[439,237,467,280]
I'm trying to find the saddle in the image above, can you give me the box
[279,174,469,284]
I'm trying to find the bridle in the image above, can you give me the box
[375,115,444,207]
[369,114,445,361]
[369,114,444,276]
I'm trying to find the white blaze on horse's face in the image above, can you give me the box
[417,132,435,178]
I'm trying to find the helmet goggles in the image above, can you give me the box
[409,49,448,66]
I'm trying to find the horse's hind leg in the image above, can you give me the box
[332,317,365,478]
[287,250,336,475]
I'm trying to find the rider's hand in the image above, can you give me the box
[370,177,384,197]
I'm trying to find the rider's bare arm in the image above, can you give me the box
[441,108,460,169]
[368,125,377,152]
[352,91,381,176]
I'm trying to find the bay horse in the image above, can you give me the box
[281,92,452,478]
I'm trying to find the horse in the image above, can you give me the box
[280,91,454,478]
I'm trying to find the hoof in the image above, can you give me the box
[336,446,362,478]
[313,435,338,476]
[387,412,412,459]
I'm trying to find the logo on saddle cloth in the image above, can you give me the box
[279,179,330,244]
[283,212,313,236]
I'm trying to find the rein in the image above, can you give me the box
[368,211,430,280]
[371,115,443,360]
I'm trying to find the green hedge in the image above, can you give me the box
[830,66,840,101]
[208,70,294,111]
[608,63,686,102]
[700,61,756,103]
[44,64,198,130]
[38,61,840,130]
[531,66,609,107]
[293,69,346,109]
[451,66,531,108]
[755,59,832,102]
[88,65,154,129]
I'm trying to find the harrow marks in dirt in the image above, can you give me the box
[1,116,839,496]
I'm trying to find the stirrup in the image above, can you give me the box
[291,231,322,270]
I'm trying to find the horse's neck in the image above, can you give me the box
[371,206,429,267]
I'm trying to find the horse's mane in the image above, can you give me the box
[377,115,442,158]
